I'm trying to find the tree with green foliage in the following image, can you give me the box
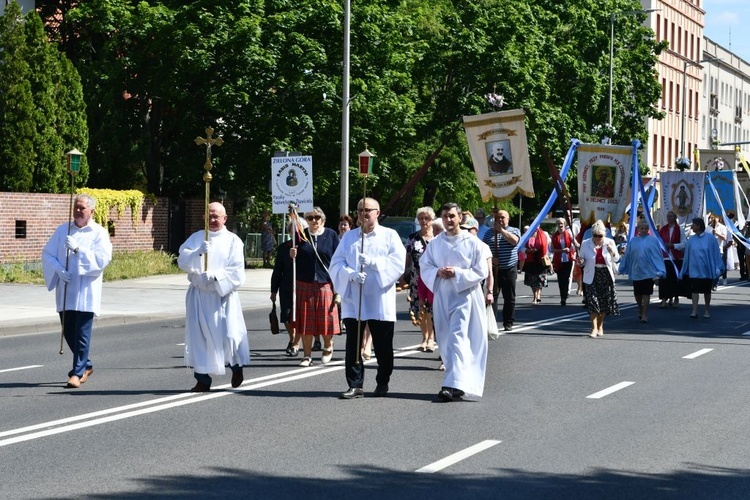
[0,2,88,193]
[38,0,664,219]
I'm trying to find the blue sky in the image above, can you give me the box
[703,0,750,62]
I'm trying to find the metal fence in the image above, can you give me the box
[244,233,286,260]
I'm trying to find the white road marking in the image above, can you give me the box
[742,331,750,336]
[0,365,43,374]
[683,348,713,359]
[415,440,502,473]
[586,381,635,399]
[0,347,420,447]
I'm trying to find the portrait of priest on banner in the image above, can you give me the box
[486,140,513,176]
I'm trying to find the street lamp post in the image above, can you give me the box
[339,0,351,216]
[608,9,659,128]
[680,57,720,165]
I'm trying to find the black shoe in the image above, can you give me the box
[285,342,293,355]
[339,387,364,399]
[231,368,244,388]
[453,389,465,398]
[190,382,211,393]
[372,384,389,397]
[561,300,566,306]
[503,324,513,332]
[312,339,322,351]
[437,387,454,402]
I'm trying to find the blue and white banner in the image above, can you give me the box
[704,170,736,217]
[660,171,705,226]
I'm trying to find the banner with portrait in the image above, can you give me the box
[463,109,533,202]
[576,143,632,226]
[660,171,705,226]
[704,170,737,217]
[271,155,314,214]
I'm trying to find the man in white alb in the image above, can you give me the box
[178,202,250,392]
[330,197,405,399]
[421,202,490,402]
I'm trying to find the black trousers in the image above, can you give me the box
[556,261,573,302]
[493,266,517,327]
[343,318,394,389]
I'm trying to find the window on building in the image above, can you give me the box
[653,134,659,166]
[702,115,706,139]
[656,14,661,40]
[15,220,26,239]
[669,82,674,111]
[662,78,667,108]
[660,135,665,168]
[676,83,680,113]
[677,26,682,55]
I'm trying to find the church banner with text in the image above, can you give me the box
[463,109,533,202]
[577,143,632,226]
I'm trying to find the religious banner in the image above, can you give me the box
[660,171,705,226]
[271,155,314,214]
[463,109,533,202]
[576,143,632,226]
[705,170,737,216]
[697,149,735,171]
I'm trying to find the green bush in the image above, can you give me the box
[0,250,181,284]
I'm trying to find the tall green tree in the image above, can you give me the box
[41,0,664,217]
[0,2,35,192]
[0,2,88,193]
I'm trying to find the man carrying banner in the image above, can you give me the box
[658,211,685,308]
[482,210,520,331]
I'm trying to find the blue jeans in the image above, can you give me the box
[60,311,94,378]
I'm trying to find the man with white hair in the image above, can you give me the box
[42,194,112,389]
[178,202,250,392]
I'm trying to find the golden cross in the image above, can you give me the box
[195,126,224,175]
[194,126,224,270]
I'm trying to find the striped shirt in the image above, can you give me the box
[482,226,521,269]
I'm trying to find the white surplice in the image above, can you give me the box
[420,231,490,398]
[178,228,250,375]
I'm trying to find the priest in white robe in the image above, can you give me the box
[178,202,250,392]
[421,202,489,402]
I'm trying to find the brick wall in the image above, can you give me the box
[0,193,237,263]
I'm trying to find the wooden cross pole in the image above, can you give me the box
[194,126,223,269]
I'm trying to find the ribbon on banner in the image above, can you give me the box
[517,139,580,250]
[706,174,750,251]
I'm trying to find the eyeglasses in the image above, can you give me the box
[593,234,603,239]
[357,208,378,214]
[306,215,322,221]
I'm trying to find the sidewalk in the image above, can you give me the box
[0,269,274,337]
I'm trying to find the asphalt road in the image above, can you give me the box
[1,277,749,499]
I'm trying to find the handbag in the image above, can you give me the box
[541,254,553,269]
[487,304,502,340]
[269,302,280,335]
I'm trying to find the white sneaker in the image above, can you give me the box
[299,357,313,367]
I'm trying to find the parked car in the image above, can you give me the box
[378,216,419,246]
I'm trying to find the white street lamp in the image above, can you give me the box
[340,0,351,216]
[680,57,720,166]
[608,9,659,128]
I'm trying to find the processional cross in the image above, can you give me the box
[195,126,224,268]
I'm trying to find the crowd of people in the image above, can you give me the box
[44,193,742,402]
